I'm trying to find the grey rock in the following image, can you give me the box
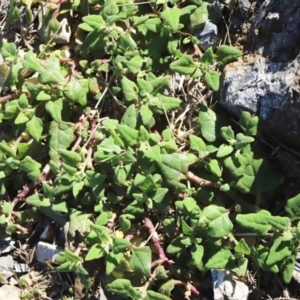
[238,0,251,19]
[194,21,221,51]
[220,0,300,151]
[0,255,14,283]
[220,54,300,150]
[0,285,21,300]
[211,270,249,300]
[0,238,14,255]
[36,241,63,264]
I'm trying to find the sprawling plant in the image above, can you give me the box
[0,0,299,299]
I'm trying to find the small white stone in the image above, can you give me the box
[36,242,63,264]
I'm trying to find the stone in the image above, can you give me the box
[211,270,249,300]
[220,54,300,151]
[36,241,63,264]
[238,0,251,19]
[14,263,30,274]
[0,255,14,283]
[0,238,14,255]
[194,21,221,52]
[0,285,21,300]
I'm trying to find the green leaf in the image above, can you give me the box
[252,244,279,273]
[205,249,234,269]
[113,237,131,253]
[266,216,290,231]
[137,78,153,97]
[166,236,185,254]
[200,47,214,65]
[235,158,279,195]
[155,93,182,112]
[106,252,123,275]
[215,45,242,66]
[121,104,137,128]
[280,255,296,284]
[82,15,105,30]
[204,70,219,91]
[36,91,51,101]
[15,111,30,124]
[236,210,272,235]
[84,244,105,261]
[191,244,204,271]
[234,238,251,255]
[1,42,18,63]
[267,236,293,265]
[23,51,42,72]
[150,76,169,95]
[190,3,209,29]
[198,106,216,142]
[169,55,196,75]
[69,209,91,237]
[207,212,233,238]
[235,133,254,149]
[26,194,51,208]
[189,135,206,152]
[49,121,74,151]
[126,56,143,74]
[20,156,41,181]
[0,141,17,158]
[158,153,191,185]
[116,124,139,146]
[38,56,65,84]
[205,159,222,177]
[220,126,235,140]
[224,153,248,177]
[121,76,139,101]
[107,279,142,299]
[64,78,88,106]
[58,149,82,165]
[129,247,151,277]
[216,144,233,157]
[146,291,170,300]
[239,111,260,135]
[285,193,300,221]
[139,105,153,126]
[161,8,181,31]
[26,117,43,141]
[45,99,63,123]
[159,279,174,296]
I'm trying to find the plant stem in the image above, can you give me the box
[186,171,221,188]
[0,93,15,103]
[144,217,200,297]
[144,217,169,265]
[12,164,51,207]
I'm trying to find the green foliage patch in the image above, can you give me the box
[0,0,298,299]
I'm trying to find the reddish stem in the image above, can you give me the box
[144,217,169,265]
[0,94,15,103]
[144,218,200,297]
[12,164,51,207]
[174,280,200,296]
[186,171,221,188]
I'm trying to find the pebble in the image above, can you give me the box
[0,238,15,255]
[0,285,21,300]
[36,241,63,264]
[194,21,221,51]
[0,255,14,283]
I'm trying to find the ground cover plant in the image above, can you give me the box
[0,0,300,299]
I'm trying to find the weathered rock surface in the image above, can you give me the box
[0,285,21,300]
[220,0,300,150]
